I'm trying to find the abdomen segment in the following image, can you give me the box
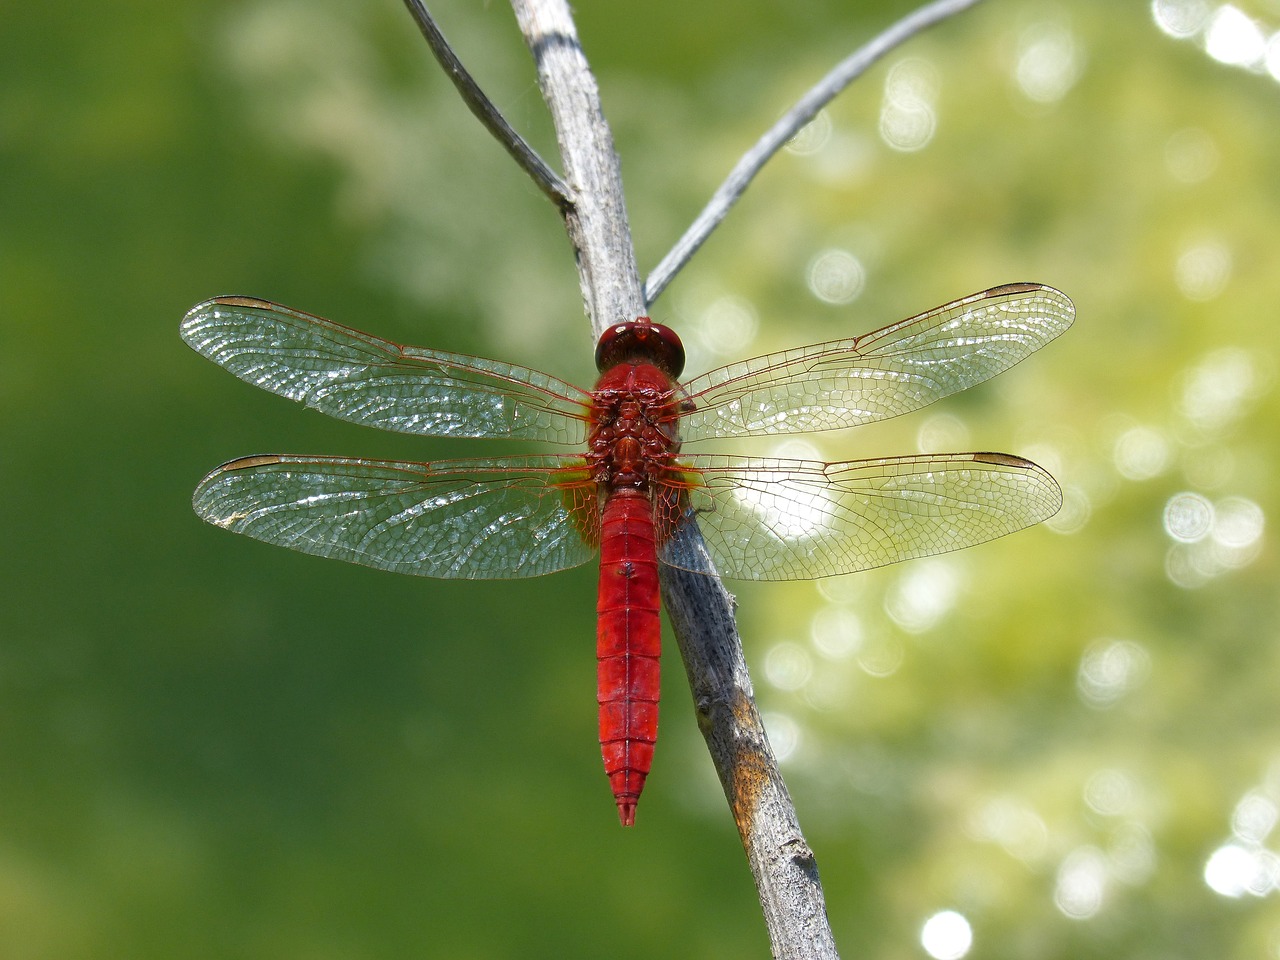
[596,490,661,826]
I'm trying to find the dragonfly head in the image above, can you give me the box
[595,316,686,379]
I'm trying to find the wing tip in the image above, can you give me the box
[983,281,1076,324]
[179,295,297,342]
[191,455,289,516]
[180,296,267,351]
[970,450,1064,520]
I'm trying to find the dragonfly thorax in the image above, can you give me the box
[588,364,682,492]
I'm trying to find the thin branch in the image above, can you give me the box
[509,0,645,339]
[643,0,985,305]
[662,525,837,959]
[501,3,837,956]
[401,0,572,209]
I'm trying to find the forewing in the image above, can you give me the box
[659,453,1061,580]
[193,455,599,579]
[181,297,592,443]
[677,284,1073,440]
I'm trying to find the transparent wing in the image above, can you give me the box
[677,284,1074,440]
[658,452,1061,580]
[181,298,592,443]
[192,454,599,579]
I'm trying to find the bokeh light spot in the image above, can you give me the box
[1114,425,1170,480]
[1084,768,1137,817]
[1179,346,1261,433]
[880,58,938,152]
[920,910,972,960]
[1166,542,1212,589]
[1045,484,1091,535]
[809,604,863,660]
[806,248,865,305]
[1204,5,1266,67]
[885,560,958,633]
[1055,847,1108,919]
[1151,0,1213,38]
[1212,496,1265,551]
[1165,495,1265,586]
[1164,492,1214,542]
[858,633,905,678]
[1204,844,1280,898]
[916,412,970,454]
[694,295,759,359]
[1174,239,1232,300]
[1078,638,1150,708]
[1232,791,1279,845]
[1015,20,1083,103]
[765,642,813,692]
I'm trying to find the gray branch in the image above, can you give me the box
[503,4,837,956]
[662,526,836,958]
[643,0,985,305]
[509,0,645,340]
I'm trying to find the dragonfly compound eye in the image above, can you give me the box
[594,317,686,378]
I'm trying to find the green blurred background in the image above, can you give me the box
[4,0,1280,957]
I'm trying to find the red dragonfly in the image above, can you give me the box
[182,282,1072,825]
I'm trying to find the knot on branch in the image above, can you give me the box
[780,835,819,876]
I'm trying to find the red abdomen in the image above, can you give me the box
[597,489,661,826]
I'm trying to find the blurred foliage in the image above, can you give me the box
[3,0,1280,957]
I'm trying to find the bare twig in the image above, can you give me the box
[508,0,645,339]
[401,0,572,209]
[662,525,836,959]
[643,0,985,304]
[502,3,838,956]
